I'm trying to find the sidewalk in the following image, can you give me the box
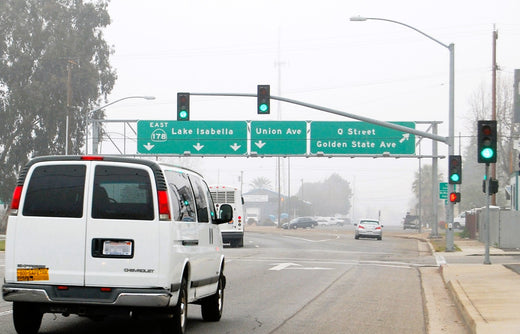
[438,238,520,334]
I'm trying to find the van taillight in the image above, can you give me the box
[10,186,22,215]
[158,190,171,221]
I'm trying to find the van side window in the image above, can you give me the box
[203,180,217,222]
[23,165,86,218]
[164,171,196,222]
[189,176,211,223]
[92,165,153,220]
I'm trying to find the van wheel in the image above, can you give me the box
[162,278,187,334]
[13,302,42,334]
[201,274,224,322]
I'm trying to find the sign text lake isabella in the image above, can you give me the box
[137,120,247,155]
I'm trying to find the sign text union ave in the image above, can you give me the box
[250,121,307,155]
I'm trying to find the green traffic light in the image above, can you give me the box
[480,147,494,160]
[179,110,188,119]
[450,173,460,183]
[259,103,269,113]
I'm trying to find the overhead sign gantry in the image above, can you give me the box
[137,120,416,156]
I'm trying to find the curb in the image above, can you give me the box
[441,266,478,334]
[398,234,477,333]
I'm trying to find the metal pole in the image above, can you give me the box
[191,93,448,144]
[432,123,439,237]
[491,28,498,206]
[86,96,155,155]
[66,61,72,155]
[484,163,492,264]
[446,43,456,251]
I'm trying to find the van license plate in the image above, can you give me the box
[103,240,133,256]
[17,268,49,281]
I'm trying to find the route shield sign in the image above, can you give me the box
[250,121,307,155]
[310,121,415,155]
[137,120,247,155]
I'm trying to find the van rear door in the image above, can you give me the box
[84,162,161,288]
[11,162,88,286]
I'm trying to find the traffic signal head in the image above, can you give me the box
[449,192,461,203]
[482,179,499,194]
[177,93,190,121]
[257,85,270,114]
[448,155,462,184]
[477,120,497,163]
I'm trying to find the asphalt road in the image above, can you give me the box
[0,226,439,334]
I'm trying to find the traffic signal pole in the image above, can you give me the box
[484,163,492,264]
[190,92,448,144]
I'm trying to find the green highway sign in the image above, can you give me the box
[250,121,307,155]
[310,121,416,155]
[137,120,247,155]
[439,182,448,199]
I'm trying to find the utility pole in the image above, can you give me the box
[65,59,78,155]
[66,60,72,155]
[491,27,498,205]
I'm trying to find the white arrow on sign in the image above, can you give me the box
[230,143,241,151]
[193,143,204,151]
[399,133,410,143]
[269,263,332,271]
[255,140,266,149]
[143,143,155,151]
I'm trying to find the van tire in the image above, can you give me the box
[201,274,224,322]
[162,278,188,334]
[13,302,42,334]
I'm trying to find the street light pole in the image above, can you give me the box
[350,16,455,247]
[86,96,155,154]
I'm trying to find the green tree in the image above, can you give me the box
[0,0,116,203]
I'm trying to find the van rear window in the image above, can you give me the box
[92,165,153,220]
[23,165,86,218]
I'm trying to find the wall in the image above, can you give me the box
[478,208,520,248]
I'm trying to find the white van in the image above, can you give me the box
[2,156,232,334]
[209,185,244,247]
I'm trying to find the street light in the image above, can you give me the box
[350,16,455,249]
[86,96,155,154]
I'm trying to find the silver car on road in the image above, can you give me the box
[354,219,383,240]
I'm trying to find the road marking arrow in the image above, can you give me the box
[193,143,204,151]
[143,143,155,151]
[230,143,241,151]
[399,133,410,143]
[255,140,266,149]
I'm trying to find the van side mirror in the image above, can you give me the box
[215,203,233,224]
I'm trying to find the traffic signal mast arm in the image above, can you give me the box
[188,92,448,144]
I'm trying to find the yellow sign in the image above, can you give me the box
[17,268,49,281]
